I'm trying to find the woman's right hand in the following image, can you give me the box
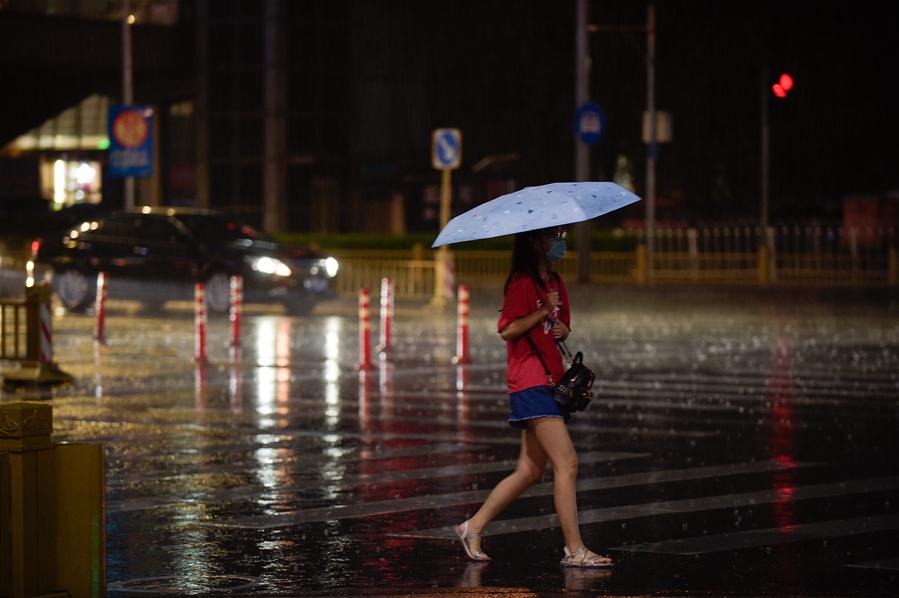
[542,291,560,314]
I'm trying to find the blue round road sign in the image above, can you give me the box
[574,102,605,145]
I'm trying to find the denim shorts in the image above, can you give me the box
[507,385,570,430]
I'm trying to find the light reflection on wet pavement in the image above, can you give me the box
[3,286,899,596]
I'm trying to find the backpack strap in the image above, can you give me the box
[524,330,555,386]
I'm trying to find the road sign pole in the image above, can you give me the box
[431,128,460,308]
[433,168,452,307]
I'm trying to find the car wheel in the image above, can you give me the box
[53,269,95,313]
[205,272,231,314]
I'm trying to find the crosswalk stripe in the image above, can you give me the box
[846,557,899,572]
[616,513,899,555]
[65,405,720,440]
[398,474,897,540]
[658,366,899,384]
[631,370,899,391]
[55,416,527,445]
[596,382,896,404]
[106,442,494,487]
[196,459,806,530]
[107,451,647,513]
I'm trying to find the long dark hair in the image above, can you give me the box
[503,231,552,295]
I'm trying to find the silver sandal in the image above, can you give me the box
[455,520,490,561]
[560,545,613,568]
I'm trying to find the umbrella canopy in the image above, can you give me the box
[432,182,640,247]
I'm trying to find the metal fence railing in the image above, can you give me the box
[330,250,436,298]
[1,227,895,301]
[330,226,898,296]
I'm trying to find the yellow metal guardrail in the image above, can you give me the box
[328,245,898,297]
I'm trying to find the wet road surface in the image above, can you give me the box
[2,286,899,596]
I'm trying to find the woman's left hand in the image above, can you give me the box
[552,321,570,341]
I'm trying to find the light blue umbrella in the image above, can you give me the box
[432,181,640,247]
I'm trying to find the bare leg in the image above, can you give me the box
[462,428,547,555]
[531,417,612,565]
[529,417,582,550]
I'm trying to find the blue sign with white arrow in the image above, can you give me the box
[432,128,462,170]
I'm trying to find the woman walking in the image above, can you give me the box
[455,226,612,568]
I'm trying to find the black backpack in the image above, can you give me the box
[525,334,595,413]
[552,347,595,412]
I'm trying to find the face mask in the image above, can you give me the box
[546,238,566,262]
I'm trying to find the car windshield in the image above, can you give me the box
[174,214,271,243]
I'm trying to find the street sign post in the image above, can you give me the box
[431,129,462,307]
[574,100,604,283]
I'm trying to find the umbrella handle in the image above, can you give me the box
[546,315,574,364]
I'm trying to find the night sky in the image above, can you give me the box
[1,1,897,226]
[585,1,899,221]
[383,1,899,224]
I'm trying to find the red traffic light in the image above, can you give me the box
[779,73,794,91]
[772,73,794,98]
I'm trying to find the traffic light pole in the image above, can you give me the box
[760,68,770,229]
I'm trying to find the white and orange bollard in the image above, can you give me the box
[375,277,394,356]
[194,282,208,365]
[38,291,54,365]
[452,284,471,364]
[357,287,373,370]
[94,271,108,344]
[229,275,243,349]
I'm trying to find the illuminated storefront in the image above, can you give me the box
[1,94,109,209]
[42,158,103,208]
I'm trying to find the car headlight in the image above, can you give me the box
[322,257,339,278]
[249,256,292,277]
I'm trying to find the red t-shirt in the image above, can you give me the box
[497,273,571,393]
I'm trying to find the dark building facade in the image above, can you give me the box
[193,0,580,234]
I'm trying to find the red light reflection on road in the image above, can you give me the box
[456,365,472,428]
[358,369,372,434]
[379,359,394,420]
[770,332,797,533]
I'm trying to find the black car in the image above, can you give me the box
[34,207,339,315]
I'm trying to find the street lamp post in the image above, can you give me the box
[586,3,659,284]
[645,1,656,282]
[574,0,591,283]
